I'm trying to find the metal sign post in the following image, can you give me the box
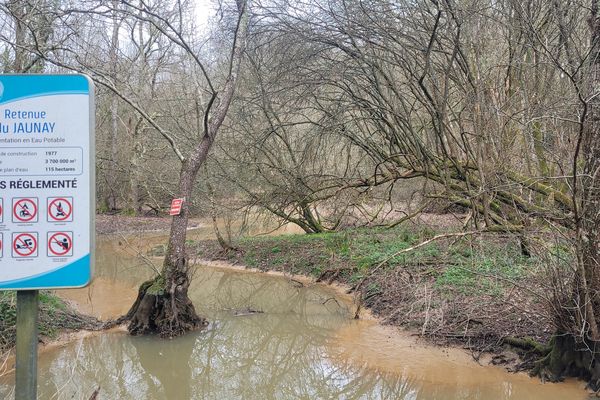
[15,290,38,400]
[0,74,95,398]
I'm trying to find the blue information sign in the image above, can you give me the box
[0,74,94,289]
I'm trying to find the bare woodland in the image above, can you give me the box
[2,0,600,388]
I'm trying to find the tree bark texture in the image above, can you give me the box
[534,0,600,387]
[125,0,249,337]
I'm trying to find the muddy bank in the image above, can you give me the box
[193,226,557,372]
[94,217,551,357]
[0,293,101,378]
[3,230,587,399]
[89,216,583,392]
[329,321,586,399]
[3,216,587,398]
[0,292,100,355]
[191,260,588,398]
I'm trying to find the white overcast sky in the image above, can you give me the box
[194,0,215,27]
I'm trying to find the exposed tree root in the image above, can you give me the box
[124,274,207,338]
[502,336,550,355]
[504,334,600,391]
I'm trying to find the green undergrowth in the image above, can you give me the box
[195,224,559,350]
[237,226,430,278]
[0,291,98,352]
[435,238,534,294]
[208,225,537,297]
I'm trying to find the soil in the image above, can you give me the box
[0,293,101,355]
[191,225,558,375]
[91,216,583,382]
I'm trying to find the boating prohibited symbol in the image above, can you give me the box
[48,197,73,222]
[12,198,38,223]
[12,232,38,257]
[48,232,73,257]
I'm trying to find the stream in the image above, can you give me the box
[0,228,589,399]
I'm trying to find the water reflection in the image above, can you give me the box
[0,234,588,399]
[13,317,425,399]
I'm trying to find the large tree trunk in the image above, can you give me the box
[579,0,600,342]
[533,0,600,388]
[123,0,249,338]
[126,161,207,337]
[106,0,120,211]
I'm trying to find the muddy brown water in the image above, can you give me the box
[0,227,589,399]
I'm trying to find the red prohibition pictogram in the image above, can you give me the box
[48,197,73,222]
[12,198,38,223]
[12,233,37,257]
[0,233,3,258]
[48,232,73,257]
[0,198,3,223]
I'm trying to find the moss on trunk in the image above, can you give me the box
[530,334,600,390]
[125,272,207,338]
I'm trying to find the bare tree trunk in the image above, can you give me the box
[107,0,120,211]
[533,0,600,387]
[578,0,600,341]
[128,10,147,216]
[125,0,249,337]
[127,160,207,336]
[7,0,25,72]
[127,117,144,214]
[129,139,143,214]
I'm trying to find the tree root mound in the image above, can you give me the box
[529,334,600,391]
[124,277,208,338]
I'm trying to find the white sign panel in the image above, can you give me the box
[0,74,94,289]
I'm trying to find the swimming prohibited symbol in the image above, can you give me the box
[48,232,73,257]
[12,232,38,258]
[48,197,73,222]
[12,198,38,223]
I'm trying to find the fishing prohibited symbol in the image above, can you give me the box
[12,198,38,223]
[47,232,73,257]
[12,232,38,258]
[47,197,73,222]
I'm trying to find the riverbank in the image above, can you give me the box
[0,215,586,397]
[3,215,561,378]
[3,242,587,400]
[192,224,557,372]
[0,291,100,376]
[98,214,551,360]
[0,292,99,351]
